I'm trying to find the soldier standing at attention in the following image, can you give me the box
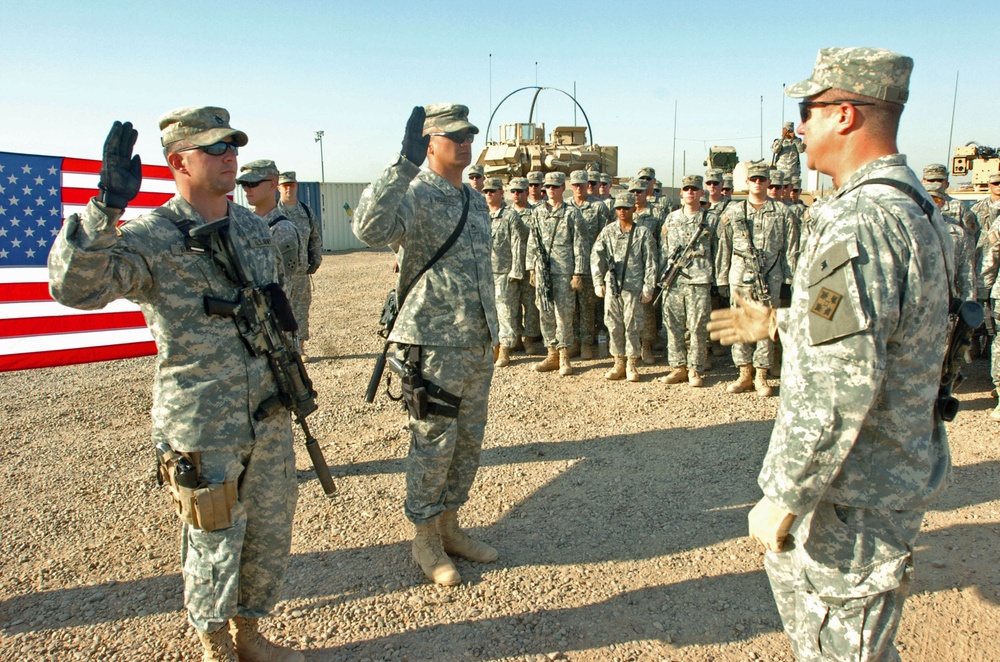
[592,192,656,381]
[716,162,797,396]
[353,104,499,586]
[599,173,614,207]
[658,175,719,388]
[568,169,613,359]
[922,163,979,240]
[586,169,600,199]
[925,181,975,302]
[721,172,734,200]
[771,121,805,178]
[973,172,1000,238]
[526,170,546,206]
[978,175,1000,419]
[632,179,664,364]
[467,164,485,193]
[525,171,586,376]
[48,108,303,661]
[709,47,952,661]
[788,176,807,217]
[508,177,543,355]
[277,171,322,356]
[766,169,785,202]
[484,177,524,367]
[704,169,729,214]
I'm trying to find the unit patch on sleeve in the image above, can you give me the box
[810,287,842,321]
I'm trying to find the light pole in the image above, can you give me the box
[314,130,325,183]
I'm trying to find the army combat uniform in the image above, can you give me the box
[771,134,805,178]
[49,195,297,634]
[353,154,498,526]
[490,202,525,348]
[510,199,541,347]
[568,193,613,350]
[277,197,322,341]
[633,203,665,353]
[591,218,656,359]
[526,200,586,350]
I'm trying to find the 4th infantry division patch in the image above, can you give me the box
[811,288,842,321]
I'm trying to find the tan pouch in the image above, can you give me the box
[159,449,239,532]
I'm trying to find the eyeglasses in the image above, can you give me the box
[429,132,475,144]
[682,186,699,192]
[767,184,780,189]
[528,183,542,187]
[179,141,239,156]
[799,99,875,123]
[705,181,721,186]
[924,178,946,183]
[638,176,652,182]
[239,180,270,189]
[748,177,767,183]
[468,174,484,180]
[543,184,562,189]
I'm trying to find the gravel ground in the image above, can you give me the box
[2,248,1000,661]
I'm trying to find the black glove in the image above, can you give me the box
[717,285,730,299]
[98,121,142,210]
[779,284,792,300]
[401,107,429,167]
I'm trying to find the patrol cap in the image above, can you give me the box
[278,171,297,185]
[704,169,723,184]
[508,177,528,191]
[700,190,709,204]
[924,180,947,198]
[790,176,802,190]
[747,162,771,179]
[468,164,485,177]
[922,163,948,180]
[627,179,645,192]
[587,170,600,183]
[990,173,1000,185]
[600,173,612,184]
[543,171,566,187]
[722,173,734,186]
[527,171,545,185]
[569,170,589,185]
[159,106,248,148]
[769,170,785,186]
[784,47,912,105]
[682,175,703,189]
[236,159,279,183]
[783,121,794,131]
[637,167,656,179]
[654,179,663,191]
[614,192,636,209]
[482,177,503,191]
[423,103,479,135]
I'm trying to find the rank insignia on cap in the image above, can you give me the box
[811,287,842,321]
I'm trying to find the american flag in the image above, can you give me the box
[0,150,177,372]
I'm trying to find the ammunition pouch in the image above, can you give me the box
[395,345,461,420]
[156,448,239,532]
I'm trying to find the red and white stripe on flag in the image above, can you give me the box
[0,151,176,372]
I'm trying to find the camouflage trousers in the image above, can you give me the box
[605,290,643,358]
[640,297,658,343]
[663,283,711,371]
[730,279,781,369]
[404,344,494,525]
[493,273,521,348]
[573,275,598,345]
[513,277,541,338]
[288,272,311,341]
[991,331,1000,387]
[180,417,298,633]
[538,276,576,349]
[764,502,923,661]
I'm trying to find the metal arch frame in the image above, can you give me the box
[485,86,594,145]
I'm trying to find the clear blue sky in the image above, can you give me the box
[2,0,996,187]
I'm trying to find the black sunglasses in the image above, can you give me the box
[682,186,700,191]
[468,174,484,179]
[239,180,269,189]
[429,132,475,144]
[799,99,875,123]
[180,141,239,156]
[748,176,767,183]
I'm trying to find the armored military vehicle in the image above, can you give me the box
[952,142,999,192]
[703,146,739,173]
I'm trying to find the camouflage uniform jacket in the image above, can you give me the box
[511,204,533,273]
[942,217,975,301]
[939,195,979,241]
[568,197,613,276]
[771,137,805,173]
[490,203,524,279]
[48,196,286,453]
[633,206,664,252]
[660,208,720,285]
[525,201,586,276]
[760,154,952,516]
[708,198,732,216]
[353,156,498,347]
[716,198,798,286]
[591,222,656,297]
[972,196,1000,238]
[278,200,322,272]
[261,206,303,286]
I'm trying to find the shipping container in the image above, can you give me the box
[318,182,370,251]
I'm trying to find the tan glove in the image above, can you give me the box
[707,292,777,346]
[570,274,584,291]
[748,497,797,553]
[595,284,605,298]
[640,292,653,304]
[529,271,536,287]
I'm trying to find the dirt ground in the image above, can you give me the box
[2,248,1000,661]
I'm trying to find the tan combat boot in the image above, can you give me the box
[726,365,754,393]
[990,401,1000,421]
[523,336,542,355]
[626,357,640,382]
[198,626,237,662]
[604,356,626,380]
[533,347,559,372]
[438,510,498,562]
[658,366,688,384]
[754,367,775,397]
[495,345,511,368]
[559,347,574,376]
[512,336,525,352]
[641,340,655,365]
[568,342,581,358]
[688,369,704,388]
[580,343,594,360]
[493,344,500,364]
[231,616,304,662]
[412,521,460,586]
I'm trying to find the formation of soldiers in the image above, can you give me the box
[481,144,1000,409]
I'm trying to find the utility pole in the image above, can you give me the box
[314,130,325,183]
[760,96,764,160]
